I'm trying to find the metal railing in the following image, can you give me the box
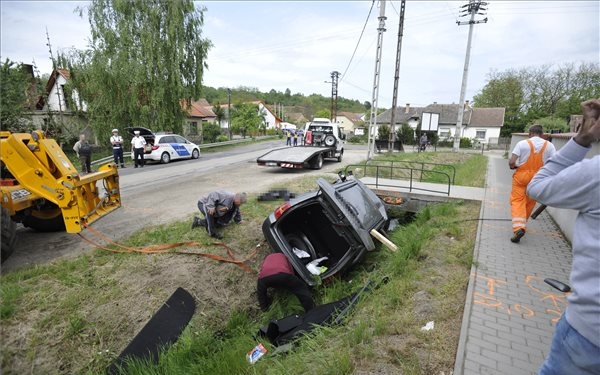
[366,160,456,184]
[344,162,453,196]
[91,137,274,166]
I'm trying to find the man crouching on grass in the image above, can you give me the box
[192,191,247,240]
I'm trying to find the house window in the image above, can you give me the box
[439,128,451,138]
[60,85,69,110]
[475,129,486,139]
[189,121,198,135]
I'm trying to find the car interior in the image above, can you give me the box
[279,201,356,270]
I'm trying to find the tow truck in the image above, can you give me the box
[256,118,345,170]
[0,130,121,262]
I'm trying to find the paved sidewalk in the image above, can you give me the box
[453,152,573,375]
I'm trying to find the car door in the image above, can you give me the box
[172,135,193,159]
[317,178,387,251]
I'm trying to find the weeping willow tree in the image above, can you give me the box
[65,0,212,136]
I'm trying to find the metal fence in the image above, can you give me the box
[344,161,454,196]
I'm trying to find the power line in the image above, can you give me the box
[340,0,376,83]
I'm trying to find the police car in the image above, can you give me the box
[126,127,200,164]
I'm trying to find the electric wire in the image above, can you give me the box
[339,0,376,83]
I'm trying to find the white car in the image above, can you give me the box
[126,127,200,164]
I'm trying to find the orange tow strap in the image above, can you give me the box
[78,223,258,274]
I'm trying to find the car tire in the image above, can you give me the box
[160,152,171,164]
[192,149,200,159]
[337,151,343,162]
[310,154,323,170]
[324,135,336,147]
[285,232,317,262]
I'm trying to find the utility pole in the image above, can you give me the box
[388,0,406,152]
[46,27,63,123]
[367,0,387,160]
[453,0,487,152]
[227,88,232,140]
[329,71,340,123]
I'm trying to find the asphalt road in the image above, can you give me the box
[3,141,370,272]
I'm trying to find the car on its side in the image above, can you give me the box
[126,127,200,164]
[262,176,388,286]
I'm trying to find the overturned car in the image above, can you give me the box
[262,177,388,286]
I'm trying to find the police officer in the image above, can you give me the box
[110,129,126,168]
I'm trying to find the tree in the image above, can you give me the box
[377,124,390,141]
[396,123,414,145]
[230,102,263,138]
[202,122,221,143]
[68,0,212,138]
[314,109,330,119]
[212,102,225,126]
[474,62,600,137]
[0,59,36,132]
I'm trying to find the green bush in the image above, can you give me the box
[216,135,229,142]
[347,134,367,144]
[460,137,473,148]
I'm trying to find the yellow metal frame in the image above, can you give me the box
[0,130,121,233]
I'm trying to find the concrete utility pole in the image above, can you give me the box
[227,88,232,140]
[453,0,487,152]
[329,71,340,123]
[367,0,387,160]
[388,0,406,151]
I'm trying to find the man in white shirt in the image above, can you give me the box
[507,125,555,243]
[110,129,126,168]
[130,130,146,168]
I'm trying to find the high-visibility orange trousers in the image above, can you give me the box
[510,171,537,233]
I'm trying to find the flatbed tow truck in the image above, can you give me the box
[257,118,344,170]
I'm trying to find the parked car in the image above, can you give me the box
[125,127,200,164]
[262,177,388,286]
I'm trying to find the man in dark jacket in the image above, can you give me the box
[192,191,247,239]
[257,253,315,312]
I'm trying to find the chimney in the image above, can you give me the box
[405,103,410,113]
[433,101,437,105]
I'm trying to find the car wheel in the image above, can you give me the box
[285,233,317,262]
[192,148,200,159]
[324,135,336,147]
[337,152,343,162]
[160,152,171,164]
[310,154,323,170]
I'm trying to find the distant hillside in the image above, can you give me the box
[200,85,371,124]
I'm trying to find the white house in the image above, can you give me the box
[375,102,505,145]
[41,69,87,112]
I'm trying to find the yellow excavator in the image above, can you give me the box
[0,130,121,262]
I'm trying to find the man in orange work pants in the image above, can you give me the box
[508,125,556,243]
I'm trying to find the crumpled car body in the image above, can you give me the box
[262,177,388,286]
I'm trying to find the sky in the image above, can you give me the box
[1,1,598,109]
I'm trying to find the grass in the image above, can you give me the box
[365,151,488,188]
[1,153,485,375]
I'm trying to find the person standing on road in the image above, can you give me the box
[257,252,315,312]
[73,133,92,174]
[508,124,556,243]
[528,99,600,375]
[419,133,428,152]
[293,130,298,146]
[192,190,247,239]
[130,130,146,168]
[286,130,292,146]
[110,129,126,168]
